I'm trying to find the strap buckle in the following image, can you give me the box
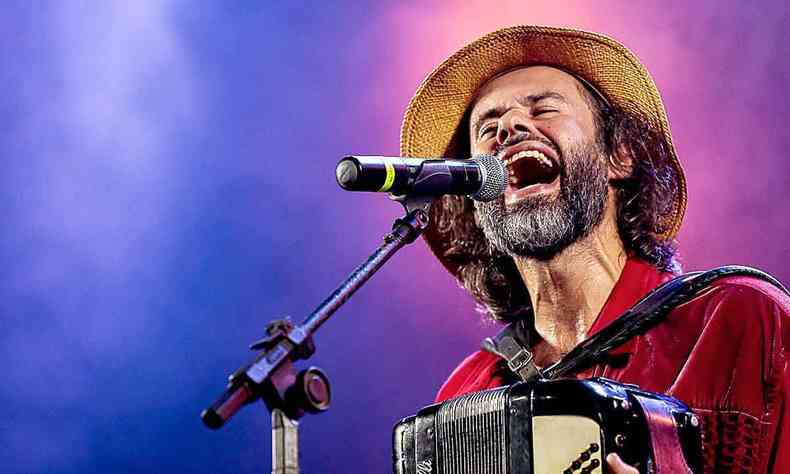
[507,349,534,373]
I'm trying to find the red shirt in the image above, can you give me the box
[436,259,790,473]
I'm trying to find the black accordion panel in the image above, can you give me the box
[393,378,701,474]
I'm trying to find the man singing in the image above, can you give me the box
[399,26,790,472]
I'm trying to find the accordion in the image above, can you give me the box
[393,378,701,474]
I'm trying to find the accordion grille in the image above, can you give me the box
[435,388,508,474]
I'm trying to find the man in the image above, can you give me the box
[399,26,790,472]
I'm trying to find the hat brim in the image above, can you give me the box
[399,25,686,277]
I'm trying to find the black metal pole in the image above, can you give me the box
[201,199,432,430]
[302,208,428,335]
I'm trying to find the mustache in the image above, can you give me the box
[493,133,561,159]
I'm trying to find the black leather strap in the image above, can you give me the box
[481,326,542,382]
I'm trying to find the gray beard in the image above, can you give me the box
[474,142,609,260]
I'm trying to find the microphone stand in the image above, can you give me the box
[201,193,435,474]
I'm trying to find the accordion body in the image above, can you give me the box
[393,378,701,474]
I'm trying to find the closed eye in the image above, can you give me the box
[478,124,497,139]
[533,108,558,116]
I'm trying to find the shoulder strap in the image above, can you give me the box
[481,323,542,381]
[483,265,788,382]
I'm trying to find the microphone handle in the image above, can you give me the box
[336,156,483,196]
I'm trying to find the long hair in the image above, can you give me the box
[434,92,681,324]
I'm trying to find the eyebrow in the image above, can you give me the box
[470,91,568,133]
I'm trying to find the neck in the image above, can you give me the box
[513,193,627,365]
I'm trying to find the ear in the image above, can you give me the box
[607,143,634,180]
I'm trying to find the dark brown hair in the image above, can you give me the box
[432,87,681,323]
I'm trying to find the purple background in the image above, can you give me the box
[2,1,788,472]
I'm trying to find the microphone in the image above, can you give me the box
[335,155,506,202]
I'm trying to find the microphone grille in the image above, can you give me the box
[470,155,506,202]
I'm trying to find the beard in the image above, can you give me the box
[474,140,609,260]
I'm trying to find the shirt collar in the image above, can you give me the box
[584,257,676,355]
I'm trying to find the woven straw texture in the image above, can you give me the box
[399,25,687,276]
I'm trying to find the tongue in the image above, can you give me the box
[508,157,559,189]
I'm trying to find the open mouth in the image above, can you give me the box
[503,149,560,190]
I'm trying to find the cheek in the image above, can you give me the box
[471,137,496,155]
[542,121,590,151]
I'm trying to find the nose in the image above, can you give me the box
[496,109,533,145]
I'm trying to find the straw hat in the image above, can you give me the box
[399,25,686,276]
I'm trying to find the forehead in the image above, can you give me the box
[470,66,588,116]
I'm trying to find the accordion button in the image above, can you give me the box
[589,443,600,453]
[581,459,600,473]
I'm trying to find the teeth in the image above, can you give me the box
[503,149,552,167]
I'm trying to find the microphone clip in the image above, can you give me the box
[387,194,434,243]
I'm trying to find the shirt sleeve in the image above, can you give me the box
[672,276,790,473]
[435,350,505,403]
[768,355,790,472]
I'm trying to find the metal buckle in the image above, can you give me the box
[507,349,534,373]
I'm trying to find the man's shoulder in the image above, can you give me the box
[684,272,790,322]
[626,268,790,359]
[662,271,790,359]
[706,273,789,306]
[435,349,504,403]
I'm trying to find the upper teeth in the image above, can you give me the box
[503,150,551,167]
